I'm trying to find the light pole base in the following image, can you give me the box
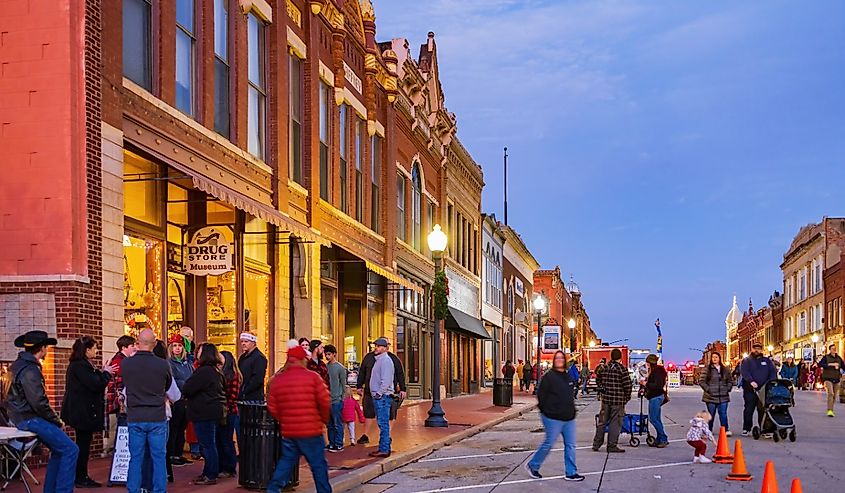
[424,403,448,428]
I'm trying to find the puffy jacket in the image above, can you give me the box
[182,365,225,422]
[779,363,799,385]
[61,358,111,431]
[7,352,61,426]
[169,357,193,391]
[341,396,364,423]
[267,364,331,439]
[698,364,733,404]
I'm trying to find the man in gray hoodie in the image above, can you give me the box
[368,337,394,458]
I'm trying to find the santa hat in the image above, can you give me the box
[286,339,308,361]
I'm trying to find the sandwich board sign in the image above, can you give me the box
[667,371,681,389]
[108,425,130,485]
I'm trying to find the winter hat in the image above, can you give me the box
[168,333,184,345]
[286,339,308,361]
[309,339,323,352]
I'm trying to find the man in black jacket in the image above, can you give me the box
[356,341,406,444]
[8,330,78,493]
[238,331,268,401]
[592,349,632,453]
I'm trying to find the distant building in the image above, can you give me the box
[726,296,743,365]
[697,340,728,367]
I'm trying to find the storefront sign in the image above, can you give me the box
[667,371,681,388]
[542,325,561,352]
[515,278,524,297]
[185,227,233,276]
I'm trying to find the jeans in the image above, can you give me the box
[266,436,331,493]
[193,419,219,479]
[328,401,344,448]
[742,387,761,431]
[16,417,78,493]
[373,395,392,453]
[72,428,93,481]
[648,395,668,444]
[824,381,840,411]
[217,414,239,474]
[127,421,167,493]
[706,402,729,432]
[167,400,188,458]
[141,426,171,490]
[529,414,577,476]
[593,402,625,449]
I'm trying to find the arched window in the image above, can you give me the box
[411,164,422,250]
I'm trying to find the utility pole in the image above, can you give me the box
[503,146,508,226]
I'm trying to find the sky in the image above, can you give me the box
[372,0,845,363]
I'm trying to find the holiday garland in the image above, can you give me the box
[433,269,450,320]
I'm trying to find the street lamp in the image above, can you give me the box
[589,340,596,348]
[425,225,448,428]
[533,295,546,395]
[567,318,576,353]
[742,352,749,359]
[767,344,774,355]
[812,334,820,362]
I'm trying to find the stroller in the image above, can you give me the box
[752,379,796,442]
[595,390,654,447]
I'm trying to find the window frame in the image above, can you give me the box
[370,134,381,232]
[289,52,304,184]
[123,0,154,90]
[247,13,267,160]
[411,165,422,251]
[339,104,348,213]
[319,81,331,200]
[174,0,196,116]
[396,174,406,242]
[213,0,230,137]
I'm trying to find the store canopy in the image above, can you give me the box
[365,260,424,294]
[445,307,490,339]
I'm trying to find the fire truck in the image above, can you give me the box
[582,345,630,394]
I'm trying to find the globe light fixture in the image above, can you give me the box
[767,345,774,352]
[811,334,819,344]
[567,318,576,329]
[427,224,448,253]
[533,295,546,313]
[589,340,596,347]
[742,352,749,358]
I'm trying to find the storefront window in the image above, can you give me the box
[407,320,419,383]
[167,274,185,333]
[368,300,382,338]
[244,269,270,357]
[396,317,405,371]
[205,218,236,354]
[450,333,459,381]
[123,233,163,338]
[321,286,335,349]
[124,151,163,227]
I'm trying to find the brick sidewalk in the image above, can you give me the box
[3,390,537,493]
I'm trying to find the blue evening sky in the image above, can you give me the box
[373,0,845,362]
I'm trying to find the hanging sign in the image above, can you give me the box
[542,325,561,353]
[185,227,233,275]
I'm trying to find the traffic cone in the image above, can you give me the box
[712,426,734,464]
[726,440,752,481]
[790,478,803,493]
[761,461,778,493]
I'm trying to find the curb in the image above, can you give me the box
[330,401,539,492]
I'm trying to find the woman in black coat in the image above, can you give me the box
[60,336,116,488]
[183,343,226,485]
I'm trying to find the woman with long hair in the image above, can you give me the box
[167,333,194,466]
[216,351,241,478]
[183,343,226,485]
[524,351,583,482]
[60,336,116,488]
[698,352,734,434]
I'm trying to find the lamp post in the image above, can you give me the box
[567,317,577,353]
[425,225,448,428]
[812,334,820,362]
[589,340,596,348]
[532,295,546,395]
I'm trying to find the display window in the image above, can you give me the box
[124,150,164,227]
[123,233,163,337]
[244,217,271,358]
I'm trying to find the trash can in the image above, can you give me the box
[238,401,299,490]
[493,378,513,407]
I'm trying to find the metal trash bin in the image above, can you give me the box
[238,401,298,490]
[493,378,513,407]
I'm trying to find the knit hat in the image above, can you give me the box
[309,339,323,352]
[287,345,308,361]
[168,333,184,345]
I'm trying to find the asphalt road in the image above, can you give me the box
[354,385,845,492]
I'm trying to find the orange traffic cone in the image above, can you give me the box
[789,478,802,493]
[713,426,734,464]
[726,440,752,481]
[761,461,778,493]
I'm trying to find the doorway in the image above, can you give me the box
[344,299,363,367]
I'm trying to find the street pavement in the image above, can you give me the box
[354,386,845,492]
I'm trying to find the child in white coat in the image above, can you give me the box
[687,410,718,463]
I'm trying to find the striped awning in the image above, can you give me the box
[365,260,424,294]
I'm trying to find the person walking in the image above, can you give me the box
[522,361,533,393]
[368,337,395,458]
[644,354,669,447]
[516,360,525,391]
[266,343,332,493]
[183,343,226,485]
[308,340,330,388]
[819,344,845,417]
[217,350,241,478]
[8,331,79,493]
[341,386,365,446]
[739,342,776,435]
[121,329,173,493]
[698,352,734,434]
[525,351,584,482]
[167,333,194,466]
[237,331,268,401]
[592,349,633,453]
[325,344,348,452]
[60,336,116,488]
[780,357,799,387]
[568,361,581,398]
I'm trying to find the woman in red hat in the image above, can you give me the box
[167,333,194,466]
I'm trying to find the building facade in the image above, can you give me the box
[726,296,742,365]
[824,220,845,356]
[532,266,573,364]
[501,225,540,366]
[481,214,505,385]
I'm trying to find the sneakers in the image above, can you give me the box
[350,441,357,446]
[741,430,749,436]
[828,410,836,417]
[694,456,712,464]
[591,446,601,452]
[359,434,370,444]
[606,447,626,453]
[327,445,344,453]
[565,474,585,482]
[523,463,542,479]
[725,431,733,437]
[193,476,218,486]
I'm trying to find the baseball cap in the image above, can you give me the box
[374,337,390,347]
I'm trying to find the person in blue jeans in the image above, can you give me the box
[182,343,226,485]
[121,329,173,493]
[644,354,669,447]
[698,352,734,434]
[525,351,583,482]
[368,338,395,458]
[7,331,79,493]
[324,345,348,452]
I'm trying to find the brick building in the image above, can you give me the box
[824,220,845,356]
[500,224,539,367]
[532,266,573,364]
[697,340,728,367]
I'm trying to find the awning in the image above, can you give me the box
[365,260,424,294]
[185,170,327,245]
[445,307,490,339]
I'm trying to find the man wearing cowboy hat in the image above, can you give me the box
[8,330,79,493]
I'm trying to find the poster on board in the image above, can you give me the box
[542,326,561,352]
[108,425,130,485]
[667,371,681,389]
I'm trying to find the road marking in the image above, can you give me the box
[410,461,693,492]
[418,438,689,463]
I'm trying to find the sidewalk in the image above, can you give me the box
[3,390,537,493]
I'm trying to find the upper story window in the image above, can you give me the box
[371,135,382,232]
[175,0,195,115]
[339,104,348,213]
[213,0,230,137]
[411,165,422,251]
[289,53,304,184]
[247,13,266,160]
[396,174,406,242]
[319,82,331,200]
[354,117,364,222]
[124,0,153,90]
[799,268,807,301]
[813,258,822,294]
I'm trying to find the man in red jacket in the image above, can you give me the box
[266,344,332,493]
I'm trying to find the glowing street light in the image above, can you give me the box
[425,225,448,428]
